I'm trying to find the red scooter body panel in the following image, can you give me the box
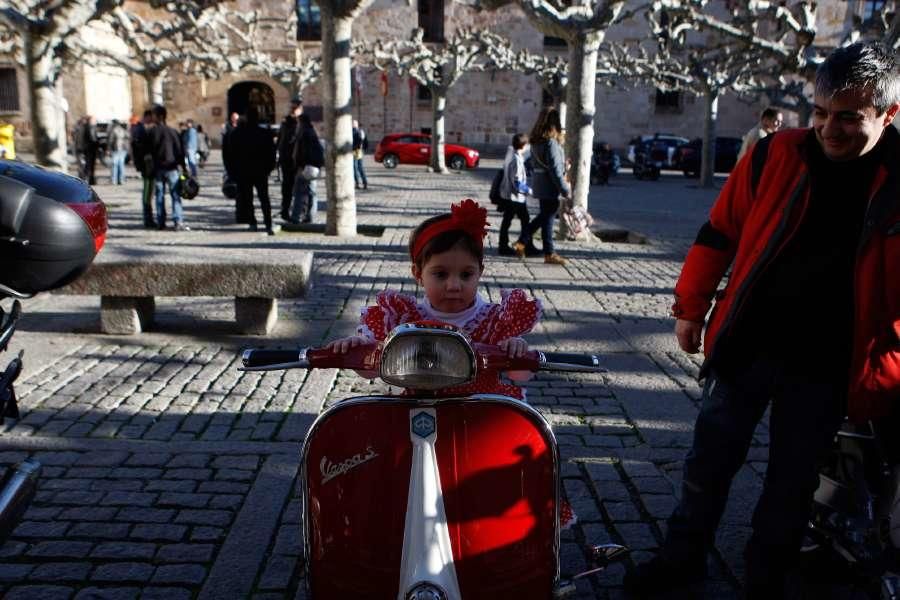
[303,396,559,599]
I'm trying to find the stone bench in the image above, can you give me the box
[56,254,313,335]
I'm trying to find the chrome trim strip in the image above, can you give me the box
[299,393,562,595]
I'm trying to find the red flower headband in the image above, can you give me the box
[411,198,489,261]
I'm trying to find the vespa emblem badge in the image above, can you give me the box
[411,412,435,438]
[320,446,378,485]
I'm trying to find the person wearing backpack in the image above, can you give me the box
[290,113,324,224]
[497,133,532,256]
[147,104,189,231]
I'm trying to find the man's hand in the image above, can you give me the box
[675,319,704,354]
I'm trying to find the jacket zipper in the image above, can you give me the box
[702,173,809,376]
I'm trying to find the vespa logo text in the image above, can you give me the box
[320,447,379,485]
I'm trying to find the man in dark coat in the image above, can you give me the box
[131,110,155,227]
[81,116,100,185]
[223,106,277,234]
[147,104,188,231]
[276,98,303,222]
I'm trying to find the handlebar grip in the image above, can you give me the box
[241,348,305,369]
[542,352,600,367]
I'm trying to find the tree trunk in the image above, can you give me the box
[27,32,67,172]
[796,97,813,128]
[700,90,718,189]
[147,72,165,105]
[563,31,601,212]
[321,9,357,237]
[429,89,448,173]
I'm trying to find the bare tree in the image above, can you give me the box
[221,11,322,98]
[650,1,822,126]
[0,0,124,171]
[366,27,502,173]
[487,39,570,124]
[317,0,374,237]
[70,2,255,105]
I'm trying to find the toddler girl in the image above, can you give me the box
[327,198,540,398]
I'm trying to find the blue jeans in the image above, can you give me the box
[291,173,317,223]
[154,169,183,227]
[186,152,198,177]
[662,357,844,585]
[354,156,367,188]
[522,196,560,255]
[110,150,127,184]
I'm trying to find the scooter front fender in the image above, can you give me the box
[300,394,561,600]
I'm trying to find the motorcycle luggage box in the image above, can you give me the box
[302,396,561,600]
[0,170,98,296]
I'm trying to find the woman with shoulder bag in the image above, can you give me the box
[514,107,570,265]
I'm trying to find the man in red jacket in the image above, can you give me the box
[625,42,900,598]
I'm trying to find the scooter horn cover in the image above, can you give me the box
[0,175,98,296]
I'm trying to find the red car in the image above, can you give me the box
[374,133,480,170]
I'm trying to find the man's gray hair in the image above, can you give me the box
[816,42,900,113]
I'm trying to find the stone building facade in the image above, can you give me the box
[0,0,878,155]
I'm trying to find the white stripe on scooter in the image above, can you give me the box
[397,408,462,600]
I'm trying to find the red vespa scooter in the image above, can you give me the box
[241,321,628,599]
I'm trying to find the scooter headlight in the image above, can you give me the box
[380,324,475,390]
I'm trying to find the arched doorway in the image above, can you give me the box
[226,81,276,124]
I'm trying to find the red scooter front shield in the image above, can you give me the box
[302,395,560,599]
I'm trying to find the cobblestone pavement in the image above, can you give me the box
[0,158,852,599]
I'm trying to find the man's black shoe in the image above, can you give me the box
[623,554,707,596]
[498,245,517,256]
[524,245,543,257]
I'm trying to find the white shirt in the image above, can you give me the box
[421,294,488,329]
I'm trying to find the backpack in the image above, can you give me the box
[560,204,595,240]
[304,135,325,168]
[488,168,504,205]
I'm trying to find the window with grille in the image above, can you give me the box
[543,36,567,48]
[655,89,682,114]
[0,68,19,112]
[296,0,321,41]
[863,0,886,20]
[418,0,444,43]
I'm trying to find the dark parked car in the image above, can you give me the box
[626,133,689,167]
[675,136,743,178]
[374,133,480,170]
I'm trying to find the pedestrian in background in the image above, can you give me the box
[352,119,368,190]
[276,97,303,222]
[515,107,570,265]
[107,119,130,185]
[131,110,156,227]
[182,119,199,177]
[625,42,900,598]
[223,105,276,235]
[196,124,210,167]
[147,105,189,231]
[290,114,324,224]
[81,115,100,185]
[737,107,783,160]
[497,133,532,256]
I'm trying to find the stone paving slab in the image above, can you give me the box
[0,156,859,599]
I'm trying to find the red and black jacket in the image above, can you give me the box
[673,127,900,422]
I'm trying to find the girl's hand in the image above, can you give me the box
[325,335,369,354]
[498,336,528,358]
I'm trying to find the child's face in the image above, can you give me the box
[412,244,483,313]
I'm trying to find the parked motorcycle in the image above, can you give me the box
[241,322,629,599]
[801,419,900,598]
[631,146,662,181]
[0,163,107,543]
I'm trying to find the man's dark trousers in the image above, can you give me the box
[238,176,273,231]
[280,162,295,220]
[662,356,844,585]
